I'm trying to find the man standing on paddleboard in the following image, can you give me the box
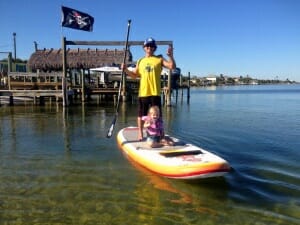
[122,37,176,141]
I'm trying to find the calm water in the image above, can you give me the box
[0,85,299,225]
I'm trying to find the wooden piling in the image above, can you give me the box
[81,69,85,102]
[62,37,68,107]
[39,96,45,106]
[9,96,14,106]
[187,72,190,104]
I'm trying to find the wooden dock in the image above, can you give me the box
[0,90,62,106]
[1,69,189,106]
[1,71,127,106]
[0,87,135,106]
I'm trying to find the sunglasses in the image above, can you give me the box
[144,44,156,48]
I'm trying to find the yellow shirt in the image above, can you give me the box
[137,56,162,97]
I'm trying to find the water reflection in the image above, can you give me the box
[62,107,71,152]
[123,154,230,219]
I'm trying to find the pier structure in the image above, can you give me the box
[1,39,190,106]
[61,39,175,106]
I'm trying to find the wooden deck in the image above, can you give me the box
[8,81,61,90]
[90,88,119,95]
[0,87,138,106]
[0,90,62,97]
[0,89,63,106]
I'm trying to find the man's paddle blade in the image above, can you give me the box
[106,116,117,138]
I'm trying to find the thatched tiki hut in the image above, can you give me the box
[28,48,132,71]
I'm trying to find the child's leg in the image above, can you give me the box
[161,136,174,146]
[147,136,163,148]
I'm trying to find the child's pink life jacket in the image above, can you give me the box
[142,116,164,137]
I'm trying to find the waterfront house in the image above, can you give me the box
[205,75,217,85]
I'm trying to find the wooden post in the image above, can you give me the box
[39,96,45,106]
[81,69,85,102]
[187,72,190,104]
[62,37,68,107]
[8,75,11,90]
[8,52,12,73]
[7,52,12,90]
[9,96,14,106]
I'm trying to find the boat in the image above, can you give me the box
[117,127,231,180]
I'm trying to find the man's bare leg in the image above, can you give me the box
[137,117,144,141]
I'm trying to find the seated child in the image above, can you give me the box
[142,106,174,148]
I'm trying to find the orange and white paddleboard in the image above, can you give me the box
[117,127,231,180]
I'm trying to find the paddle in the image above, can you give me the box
[106,19,131,138]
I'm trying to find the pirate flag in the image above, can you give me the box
[61,6,94,32]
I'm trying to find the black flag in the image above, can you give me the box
[61,6,94,32]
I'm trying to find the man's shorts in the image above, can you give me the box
[138,96,162,117]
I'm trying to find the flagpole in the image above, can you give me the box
[60,6,68,107]
[62,36,68,107]
[60,5,94,107]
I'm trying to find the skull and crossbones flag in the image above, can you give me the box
[61,6,94,32]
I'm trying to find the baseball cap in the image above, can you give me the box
[143,37,157,48]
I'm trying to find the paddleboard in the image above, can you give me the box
[117,127,231,179]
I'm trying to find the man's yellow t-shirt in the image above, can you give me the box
[137,56,162,97]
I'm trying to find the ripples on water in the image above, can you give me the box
[167,85,300,223]
[0,85,299,224]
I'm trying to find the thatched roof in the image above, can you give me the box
[28,48,133,71]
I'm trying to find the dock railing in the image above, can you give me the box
[8,72,63,90]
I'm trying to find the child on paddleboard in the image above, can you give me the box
[142,106,174,148]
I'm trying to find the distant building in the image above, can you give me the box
[0,61,27,73]
[205,75,217,84]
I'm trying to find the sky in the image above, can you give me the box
[1,0,299,81]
